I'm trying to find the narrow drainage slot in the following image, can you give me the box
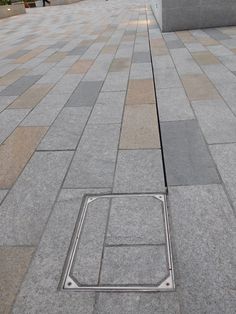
[59,193,175,292]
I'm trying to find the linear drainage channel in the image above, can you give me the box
[60,193,174,292]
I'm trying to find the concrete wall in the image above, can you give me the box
[151,0,236,32]
[0,3,25,19]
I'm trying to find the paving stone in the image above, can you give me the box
[210,143,236,209]
[109,58,130,72]
[184,42,207,52]
[21,94,70,126]
[113,149,165,193]
[7,49,30,59]
[0,68,28,86]
[152,54,175,69]
[9,84,52,109]
[66,81,103,107]
[100,245,168,284]
[89,91,125,124]
[72,198,110,284]
[219,55,236,71]
[169,184,236,314]
[0,75,41,96]
[192,99,236,144]
[157,87,194,121]
[132,51,151,63]
[37,67,68,84]
[68,59,94,74]
[130,62,153,79]
[208,45,234,57]
[203,28,231,41]
[0,189,8,204]
[161,120,220,186]
[155,67,182,89]
[102,71,129,91]
[48,74,82,95]
[44,52,67,63]
[0,151,73,245]
[106,195,165,245]
[12,189,102,314]
[170,48,202,75]
[0,96,17,112]
[166,40,185,49]
[0,247,34,314]
[126,79,155,105]
[120,104,160,149]
[0,109,29,144]
[192,51,220,65]
[64,124,120,188]
[0,126,48,189]
[181,74,220,101]
[38,107,90,150]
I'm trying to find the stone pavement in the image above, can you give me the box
[0,0,236,313]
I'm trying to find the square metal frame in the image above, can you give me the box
[59,193,175,292]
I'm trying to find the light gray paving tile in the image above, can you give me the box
[0,151,73,245]
[21,94,71,126]
[166,40,185,49]
[0,109,29,144]
[155,67,182,89]
[152,55,175,69]
[64,124,120,188]
[203,28,231,41]
[72,198,110,284]
[102,71,129,91]
[88,91,125,124]
[0,96,17,113]
[0,190,7,204]
[37,67,68,84]
[132,51,151,63]
[161,120,220,186]
[0,64,18,76]
[202,64,236,87]
[208,45,234,57]
[218,55,236,71]
[48,74,82,95]
[106,195,165,245]
[7,49,30,59]
[157,87,194,121]
[170,48,202,75]
[38,107,91,150]
[12,189,105,314]
[216,83,236,115]
[185,42,207,52]
[130,63,153,79]
[0,75,41,96]
[100,245,168,284]
[113,149,165,193]
[210,143,236,209]
[95,293,180,314]
[192,99,236,144]
[66,81,103,107]
[30,61,55,75]
[169,184,236,314]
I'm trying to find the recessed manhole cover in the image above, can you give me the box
[60,193,175,292]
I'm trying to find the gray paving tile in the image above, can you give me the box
[0,190,7,204]
[208,45,234,57]
[102,72,129,91]
[106,195,165,245]
[210,143,236,209]
[130,63,153,79]
[166,40,185,49]
[0,75,41,96]
[64,124,120,188]
[12,189,104,314]
[0,151,73,245]
[192,99,236,144]
[157,87,194,121]
[66,81,103,107]
[0,96,17,113]
[113,149,165,193]
[203,28,231,41]
[132,51,151,63]
[21,94,71,126]
[170,48,202,75]
[161,120,220,186]
[7,49,30,59]
[38,107,91,150]
[88,91,125,124]
[155,67,182,89]
[219,55,236,71]
[72,198,110,285]
[48,74,82,95]
[169,184,236,314]
[100,245,168,284]
[0,109,29,144]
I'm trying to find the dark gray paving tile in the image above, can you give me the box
[132,51,151,63]
[106,195,165,245]
[169,184,236,314]
[100,245,168,285]
[38,107,91,150]
[113,149,165,193]
[66,81,103,107]
[161,120,220,186]
[0,75,41,96]
[0,151,73,245]
[64,124,120,188]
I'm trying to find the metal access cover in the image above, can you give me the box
[60,193,175,292]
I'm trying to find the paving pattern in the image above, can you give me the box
[0,0,236,313]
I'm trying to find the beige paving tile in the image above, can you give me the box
[192,51,220,65]
[150,38,168,56]
[0,69,29,86]
[181,74,220,101]
[120,104,160,149]
[198,37,218,46]
[109,58,130,72]
[13,46,47,64]
[176,31,196,43]
[231,48,236,54]
[126,79,155,105]
[68,59,93,74]
[101,45,118,54]
[122,34,136,42]
[0,126,48,188]
[9,84,53,109]
[0,246,34,314]
[44,52,67,63]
